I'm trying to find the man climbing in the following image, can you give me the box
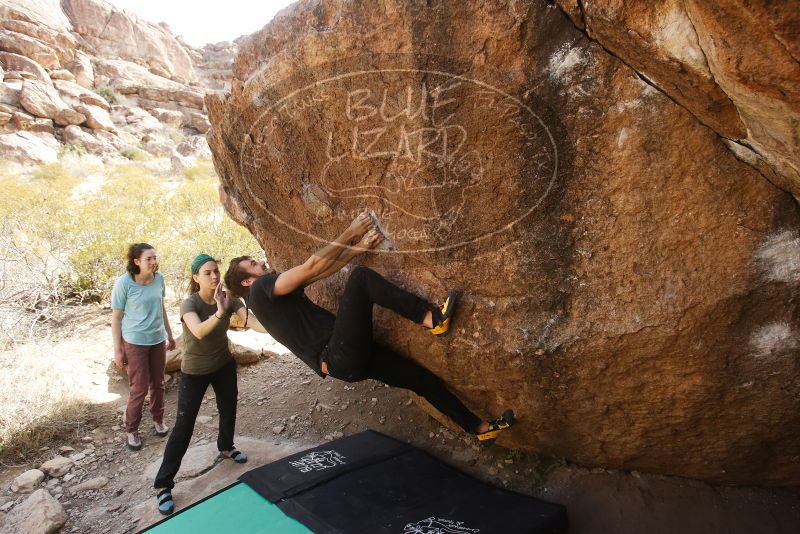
[224,211,514,443]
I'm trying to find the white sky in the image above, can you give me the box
[107,0,297,48]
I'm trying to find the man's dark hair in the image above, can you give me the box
[224,256,252,299]
[126,243,155,277]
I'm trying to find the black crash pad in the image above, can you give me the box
[239,430,567,533]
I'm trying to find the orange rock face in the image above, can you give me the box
[207,0,800,485]
[556,0,800,199]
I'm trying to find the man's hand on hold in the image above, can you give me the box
[347,210,373,242]
[358,228,384,250]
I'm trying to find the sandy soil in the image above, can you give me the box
[0,307,798,533]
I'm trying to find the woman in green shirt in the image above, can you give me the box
[153,254,264,515]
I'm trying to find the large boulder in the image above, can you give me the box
[115,105,163,135]
[74,103,114,130]
[18,79,70,119]
[52,79,109,110]
[93,58,186,94]
[207,0,800,485]
[0,0,74,36]
[150,107,184,127]
[62,124,117,157]
[555,0,800,199]
[138,87,205,110]
[54,107,86,126]
[25,116,55,134]
[0,28,60,70]
[64,51,94,88]
[48,69,75,81]
[39,456,73,477]
[0,131,58,164]
[62,0,196,83]
[0,18,78,65]
[177,135,212,159]
[0,52,50,84]
[185,111,210,133]
[0,81,20,107]
[10,469,45,493]
[1,489,67,534]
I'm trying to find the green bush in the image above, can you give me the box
[119,146,150,161]
[96,87,118,105]
[59,142,87,158]
[31,162,76,183]
[183,160,216,181]
[165,127,185,145]
[0,162,262,305]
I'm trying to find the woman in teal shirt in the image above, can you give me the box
[111,243,175,451]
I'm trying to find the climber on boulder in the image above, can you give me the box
[224,210,514,443]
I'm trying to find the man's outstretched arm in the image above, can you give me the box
[305,226,384,284]
[272,212,378,296]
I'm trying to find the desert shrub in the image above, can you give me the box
[182,159,216,181]
[119,146,150,161]
[59,142,87,158]
[30,162,77,183]
[159,178,263,293]
[164,127,185,145]
[0,168,80,344]
[96,86,118,105]
[0,161,262,344]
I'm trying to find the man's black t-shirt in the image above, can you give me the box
[247,273,334,377]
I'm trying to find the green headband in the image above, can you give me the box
[191,253,216,274]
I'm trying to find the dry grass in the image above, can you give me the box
[0,333,117,464]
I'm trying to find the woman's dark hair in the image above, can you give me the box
[224,256,252,299]
[187,259,218,295]
[126,243,155,277]
[188,276,200,295]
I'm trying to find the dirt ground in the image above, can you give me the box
[0,306,798,533]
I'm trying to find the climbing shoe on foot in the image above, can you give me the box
[218,448,248,464]
[429,290,460,336]
[156,489,174,516]
[476,410,515,445]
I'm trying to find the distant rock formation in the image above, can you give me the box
[0,0,238,166]
[207,0,800,485]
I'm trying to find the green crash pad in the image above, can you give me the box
[142,482,312,533]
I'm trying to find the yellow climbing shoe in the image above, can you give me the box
[428,291,460,336]
[477,410,515,445]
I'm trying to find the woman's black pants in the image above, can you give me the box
[323,266,482,433]
[154,359,238,490]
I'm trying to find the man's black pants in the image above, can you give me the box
[323,266,482,433]
[154,359,238,490]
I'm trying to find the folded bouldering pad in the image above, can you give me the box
[240,430,567,533]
